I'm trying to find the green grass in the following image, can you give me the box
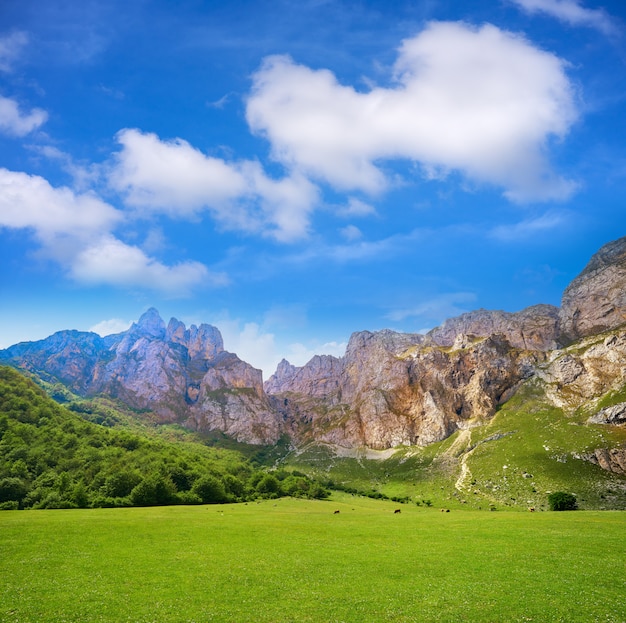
[1,498,625,622]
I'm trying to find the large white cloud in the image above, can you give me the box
[109,129,319,241]
[246,20,579,202]
[71,235,223,296]
[0,168,121,240]
[511,0,618,36]
[0,95,47,136]
[0,168,216,295]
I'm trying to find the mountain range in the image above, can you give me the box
[2,236,626,480]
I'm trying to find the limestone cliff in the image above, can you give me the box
[264,236,626,451]
[559,236,626,344]
[1,309,280,444]
[427,304,559,351]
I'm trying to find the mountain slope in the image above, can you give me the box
[1,236,625,458]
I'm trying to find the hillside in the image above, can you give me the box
[0,366,328,510]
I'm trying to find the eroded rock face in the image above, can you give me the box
[266,330,538,449]
[586,448,626,475]
[537,332,626,412]
[588,402,626,425]
[1,308,280,444]
[264,355,343,399]
[428,305,560,351]
[559,236,626,344]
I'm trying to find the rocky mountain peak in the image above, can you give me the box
[135,307,167,338]
[559,236,626,344]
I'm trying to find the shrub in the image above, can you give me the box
[548,491,577,511]
[191,475,228,504]
[130,474,177,506]
[255,474,281,496]
[0,477,29,504]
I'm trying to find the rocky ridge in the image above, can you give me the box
[2,236,626,454]
[1,308,280,444]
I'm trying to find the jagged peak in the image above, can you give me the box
[135,307,166,338]
[165,316,224,359]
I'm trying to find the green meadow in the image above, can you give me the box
[1,497,624,623]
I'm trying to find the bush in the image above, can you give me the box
[255,474,281,496]
[0,477,29,504]
[191,475,228,504]
[130,474,177,506]
[548,491,577,511]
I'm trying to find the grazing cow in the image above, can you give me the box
[333,510,340,514]
[394,509,401,514]
[441,508,450,513]
[528,507,535,512]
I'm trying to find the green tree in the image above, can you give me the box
[130,474,177,506]
[548,491,577,511]
[256,474,281,496]
[0,477,29,504]
[103,471,142,498]
[192,475,228,504]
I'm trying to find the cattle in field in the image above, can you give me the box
[440,508,450,513]
[333,510,340,514]
[394,509,401,514]
[528,507,535,512]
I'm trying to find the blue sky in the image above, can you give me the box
[1,0,625,376]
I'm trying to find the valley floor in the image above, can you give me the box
[1,498,625,623]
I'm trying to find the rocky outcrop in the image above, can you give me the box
[588,402,626,425]
[559,236,626,344]
[537,332,626,412]
[266,329,538,449]
[427,305,559,351]
[264,355,343,399]
[583,448,626,475]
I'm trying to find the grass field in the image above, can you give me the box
[1,497,625,623]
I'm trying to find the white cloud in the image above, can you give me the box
[0,168,218,296]
[0,168,121,242]
[289,227,427,264]
[110,129,247,216]
[209,314,346,377]
[28,145,101,191]
[89,318,133,336]
[0,31,28,73]
[386,292,477,324]
[71,235,221,296]
[109,128,318,241]
[339,224,363,241]
[510,0,619,36]
[0,95,47,136]
[489,210,569,241]
[339,197,377,217]
[247,20,578,202]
